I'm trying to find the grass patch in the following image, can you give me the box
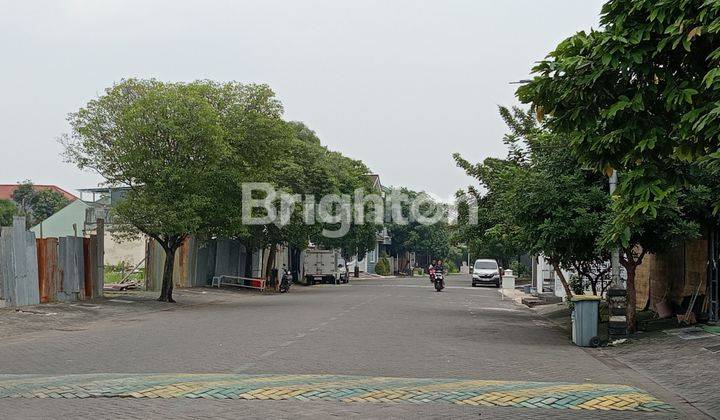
[104,267,145,284]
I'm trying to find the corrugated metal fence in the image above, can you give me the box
[0,216,104,307]
[145,238,255,291]
[0,217,40,306]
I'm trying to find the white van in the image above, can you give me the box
[472,259,501,287]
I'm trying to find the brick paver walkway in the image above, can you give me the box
[0,373,672,412]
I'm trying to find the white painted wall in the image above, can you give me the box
[104,233,146,267]
[535,254,572,298]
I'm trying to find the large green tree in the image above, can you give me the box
[244,121,379,283]
[516,0,720,234]
[32,189,71,223]
[313,146,381,277]
[515,0,719,327]
[455,106,611,299]
[64,79,287,302]
[386,188,454,266]
[10,181,70,226]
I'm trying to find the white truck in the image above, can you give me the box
[303,249,348,285]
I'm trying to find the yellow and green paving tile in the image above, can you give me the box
[0,373,674,413]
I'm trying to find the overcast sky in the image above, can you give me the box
[0,0,605,199]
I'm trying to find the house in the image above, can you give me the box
[363,227,393,274]
[0,184,78,202]
[355,174,393,274]
[30,187,146,267]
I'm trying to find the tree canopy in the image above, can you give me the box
[10,181,70,226]
[0,199,19,227]
[514,0,720,328]
[64,79,288,301]
[455,106,611,297]
[517,0,720,237]
[64,79,381,299]
[385,188,454,267]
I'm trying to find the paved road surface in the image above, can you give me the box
[0,275,704,419]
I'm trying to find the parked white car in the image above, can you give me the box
[472,259,501,287]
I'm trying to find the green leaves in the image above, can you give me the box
[456,106,612,272]
[605,96,632,118]
[9,181,70,226]
[0,199,19,227]
[703,67,720,89]
[65,79,290,244]
[518,0,720,243]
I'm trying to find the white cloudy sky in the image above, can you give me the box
[0,0,605,199]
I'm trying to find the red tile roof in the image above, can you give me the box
[0,184,78,202]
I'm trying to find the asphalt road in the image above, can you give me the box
[0,275,699,419]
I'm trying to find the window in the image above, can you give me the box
[368,245,378,263]
[474,261,497,270]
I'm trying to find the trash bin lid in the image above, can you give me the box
[570,295,602,302]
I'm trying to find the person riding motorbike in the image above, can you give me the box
[428,260,437,283]
[433,260,446,289]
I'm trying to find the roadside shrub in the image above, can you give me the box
[509,260,529,278]
[375,257,391,276]
[569,274,585,295]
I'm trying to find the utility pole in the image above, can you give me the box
[609,170,620,288]
[608,169,628,337]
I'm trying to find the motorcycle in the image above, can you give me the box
[434,271,445,292]
[279,266,292,293]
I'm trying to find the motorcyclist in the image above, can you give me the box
[428,260,437,283]
[433,260,445,288]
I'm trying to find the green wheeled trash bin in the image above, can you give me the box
[571,295,602,347]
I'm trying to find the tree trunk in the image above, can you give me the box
[158,245,177,303]
[589,274,598,296]
[265,245,277,291]
[625,262,638,333]
[620,248,645,334]
[551,261,573,299]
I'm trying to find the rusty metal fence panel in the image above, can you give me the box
[36,238,59,303]
[146,237,223,291]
